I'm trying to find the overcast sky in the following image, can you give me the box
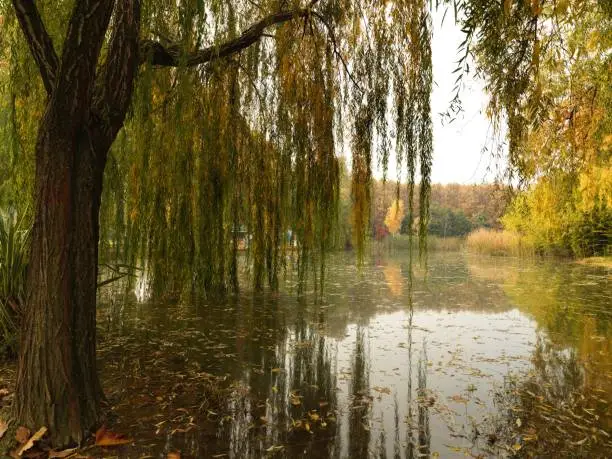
[373,9,506,185]
[429,9,505,184]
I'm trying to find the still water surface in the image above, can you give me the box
[97,252,611,458]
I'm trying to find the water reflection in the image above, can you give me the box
[97,252,611,458]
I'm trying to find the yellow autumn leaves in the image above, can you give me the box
[384,199,405,235]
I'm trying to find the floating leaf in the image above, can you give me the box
[95,425,132,446]
[373,386,392,395]
[450,395,469,404]
[516,417,522,427]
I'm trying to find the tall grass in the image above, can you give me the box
[466,228,534,257]
[0,211,30,356]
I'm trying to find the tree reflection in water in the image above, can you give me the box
[92,252,609,458]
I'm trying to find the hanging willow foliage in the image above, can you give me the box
[0,0,435,295]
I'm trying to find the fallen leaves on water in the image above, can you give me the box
[16,426,47,457]
[265,445,284,453]
[167,452,181,459]
[372,386,391,395]
[94,425,132,446]
[449,394,469,404]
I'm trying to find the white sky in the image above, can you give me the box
[372,8,506,184]
[429,8,504,184]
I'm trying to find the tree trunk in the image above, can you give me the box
[14,113,108,445]
[9,0,138,443]
[9,0,303,445]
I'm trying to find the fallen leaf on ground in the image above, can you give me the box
[15,427,31,444]
[95,426,132,446]
[48,448,78,458]
[0,419,8,439]
[16,426,47,456]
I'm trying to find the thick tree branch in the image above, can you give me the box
[52,0,115,120]
[140,8,312,67]
[95,0,141,137]
[12,0,59,94]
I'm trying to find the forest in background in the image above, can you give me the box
[0,0,609,455]
[336,165,509,248]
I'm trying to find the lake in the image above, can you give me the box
[96,251,611,458]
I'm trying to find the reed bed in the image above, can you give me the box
[466,228,534,257]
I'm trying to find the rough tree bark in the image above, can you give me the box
[11,0,316,445]
[12,0,140,445]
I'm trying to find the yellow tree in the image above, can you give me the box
[384,199,405,235]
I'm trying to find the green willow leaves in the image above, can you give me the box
[0,0,455,295]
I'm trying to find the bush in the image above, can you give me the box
[568,207,612,258]
[0,210,30,357]
[424,206,472,237]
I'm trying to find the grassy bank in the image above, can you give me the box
[465,228,535,257]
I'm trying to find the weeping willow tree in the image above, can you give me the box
[455,0,611,185]
[0,0,436,446]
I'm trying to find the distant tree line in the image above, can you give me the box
[335,164,509,246]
